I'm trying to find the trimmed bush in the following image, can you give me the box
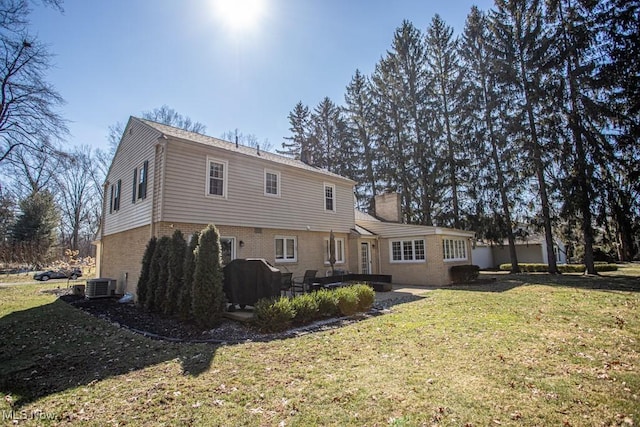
[163,230,186,316]
[351,283,375,312]
[594,263,618,272]
[177,231,200,321]
[315,289,338,317]
[253,297,295,332]
[153,236,171,313]
[499,263,619,273]
[560,264,588,273]
[145,236,170,312]
[136,237,156,307]
[192,224,226,328]
[291,293,319,324]
[450,265,480,283]
[334,287,359,316]
[252,284,377,332]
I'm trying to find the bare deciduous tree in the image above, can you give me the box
[57,145,100,255]
[0,0,67,164]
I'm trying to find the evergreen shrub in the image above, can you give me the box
[450,264,480,283]
[499,263,618,273]
[253,297,295,332]
[177,231,199,321]
[290,293,319,324]
[334,287,359,316]
[136,237,156,307]
[164,230,186,315]
[351,283,375,312]
[314,289,338,317]
[192,224,226,328]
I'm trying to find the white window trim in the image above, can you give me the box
[324,237,346,265]
[264,169,281,197]
[275,235,297,263]
[389,238,426,263]
[443,238,468,262]
[205,156,228,199]
[324,182,336,212]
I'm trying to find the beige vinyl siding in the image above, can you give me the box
[103,119,160,236]
[161,139,355,233]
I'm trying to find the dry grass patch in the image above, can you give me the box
[0,266,638,425]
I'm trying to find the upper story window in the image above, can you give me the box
[207,157,228,198]
[443,238,467,261]
[390,239,425,262]
[275,236,297,263]
[110,179,121,213]
[265,169,280,197]
[324,236,345,264]
[132,160,149,203]
[324,183,335,212]
[138,160,148,200]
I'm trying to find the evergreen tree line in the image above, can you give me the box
[278,0,639,272]
[137,225,226,329]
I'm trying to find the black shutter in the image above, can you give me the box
[115,179,121,211]
[132,168,137,203]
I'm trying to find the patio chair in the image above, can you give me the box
[292,270,317,295]
[280,272,293,297]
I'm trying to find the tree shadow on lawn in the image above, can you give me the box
[0,299,219,408]
[445,272,640,293]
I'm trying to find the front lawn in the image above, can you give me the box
[0,266,638,425]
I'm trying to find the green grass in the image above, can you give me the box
[1,266,639,425]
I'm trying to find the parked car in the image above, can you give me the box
[33,268,83,281]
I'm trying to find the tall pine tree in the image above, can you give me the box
[460,6,522,272]
[425,14,465,228]
[491,0,560,273]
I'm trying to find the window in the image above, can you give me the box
[324,183,335,212]
[275,236,297,262]
[264,169,280,196]
[390,239,426,262]
[132,161,148,204]
[207,157,227,198]
[324,237,345,264]
[111,179,121,212]
[138,160,148,200]
[443,238,468,261]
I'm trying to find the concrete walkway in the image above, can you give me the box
[374,284,434,303]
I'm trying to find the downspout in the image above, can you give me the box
[150,135,167,238]
[97,180,109,277]
[376,236,381,275]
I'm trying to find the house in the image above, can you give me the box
[95,117,474,296]
[471,236,567,269]
[353,192,475,286]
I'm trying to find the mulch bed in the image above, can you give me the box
[53,290,419,344]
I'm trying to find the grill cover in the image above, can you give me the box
[223,258,282,306]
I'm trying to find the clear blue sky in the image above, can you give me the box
[31,0,495,152]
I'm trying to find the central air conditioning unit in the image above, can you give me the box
[85,278,117,299]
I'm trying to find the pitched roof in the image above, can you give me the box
[137,117,355,183]
[354,209,475,238]
[355,209,380,222]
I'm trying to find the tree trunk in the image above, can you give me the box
[520,66,559,274]
[558,1,596,274]
[483,84,520,273]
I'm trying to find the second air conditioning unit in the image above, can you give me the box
[85,278,117,299]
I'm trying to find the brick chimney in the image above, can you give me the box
[374,191,402,223]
